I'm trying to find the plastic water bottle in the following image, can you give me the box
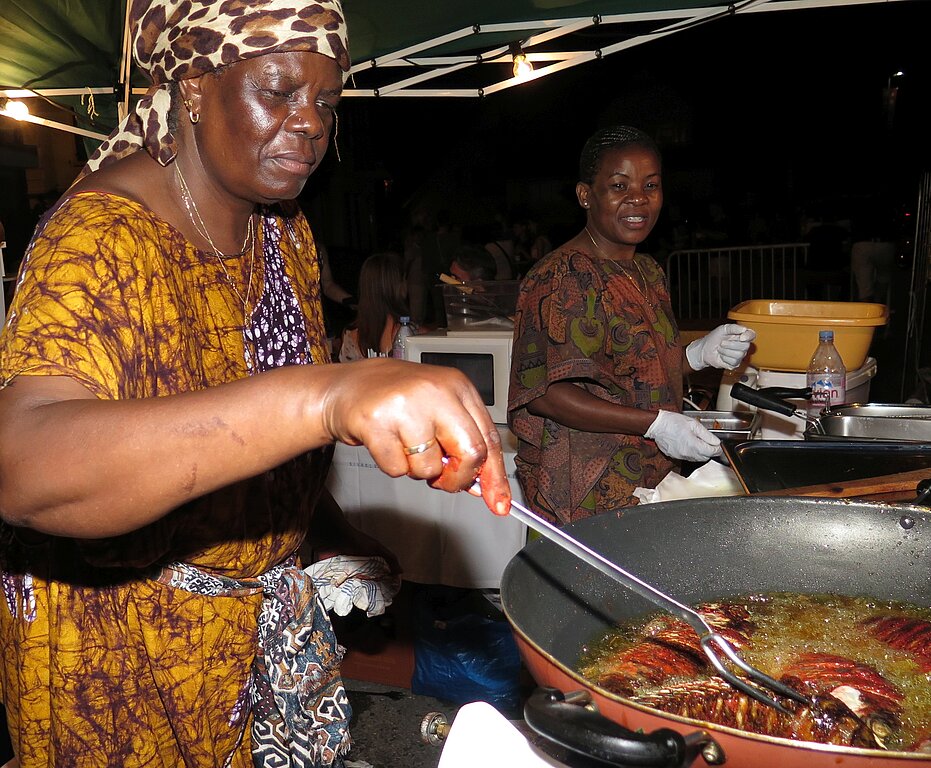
[806,330,846,416]
[391,316,414,359]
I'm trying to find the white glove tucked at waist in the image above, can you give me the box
[304,555,401,618]
[644,409,722,462]
[686,323,757,370]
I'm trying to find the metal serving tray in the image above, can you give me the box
[807,403,931,442]
[684,410,760,441]
[722,440,931,494]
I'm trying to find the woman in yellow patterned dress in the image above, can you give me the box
[0,2,510,767]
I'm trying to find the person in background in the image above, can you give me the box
[529,226,552,265]
[512,217,552,276]
[508,125,754,526]
[427,210,462,324]
[0,2,510,766]
[484,220,516,281]
[448,244,498,283]
[319,242,356,308]
[850,212,897,306]
[338,251,409,361]
[317,242,356,359]
[804,212,851,300]
[403,220,427,325]
[433,209,461,281]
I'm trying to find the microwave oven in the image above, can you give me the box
[403,330,514,425]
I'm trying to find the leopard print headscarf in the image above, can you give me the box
[82,0,349,174]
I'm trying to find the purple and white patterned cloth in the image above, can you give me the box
[244,211,313,373]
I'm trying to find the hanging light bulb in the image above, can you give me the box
[0,97,31,121]
[509,42,533,81]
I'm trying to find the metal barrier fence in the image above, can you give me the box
[667,243,810,323]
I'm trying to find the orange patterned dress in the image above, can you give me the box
[0,192,343,766]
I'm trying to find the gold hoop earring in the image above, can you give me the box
[184,99,200,125]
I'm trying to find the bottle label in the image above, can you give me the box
[808,377,846,413]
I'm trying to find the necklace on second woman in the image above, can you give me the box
[583,226,650,301]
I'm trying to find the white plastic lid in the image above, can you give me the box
[756,357,877,389]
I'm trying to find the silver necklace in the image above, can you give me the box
[175,162,256,315]
[583,226,649,301]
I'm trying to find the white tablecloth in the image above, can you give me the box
[326,428,527,589]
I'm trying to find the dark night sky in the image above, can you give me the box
[310,0,929,254]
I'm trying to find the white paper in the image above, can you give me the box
[438,702,565,768]
[634,460,744,504]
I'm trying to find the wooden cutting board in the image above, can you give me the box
[750,467,931,502]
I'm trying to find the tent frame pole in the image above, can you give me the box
[1,0,917,115]
[119,0,133,120]
[343,0,910,97]
[0,111,107,140]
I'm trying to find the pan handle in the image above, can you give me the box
[523,687,721,767]
[758,385,811,401]
[731,382,804,418]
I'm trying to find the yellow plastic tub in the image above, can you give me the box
[726,300,888,372]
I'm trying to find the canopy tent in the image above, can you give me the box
[2,0,928,398]
[0,0,913,142]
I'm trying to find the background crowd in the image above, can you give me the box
[316,193,908,365]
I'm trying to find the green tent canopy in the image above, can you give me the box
[0,0,913,142]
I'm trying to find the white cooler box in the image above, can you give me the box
[717,358,877,440]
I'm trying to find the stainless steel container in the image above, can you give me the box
[684,410,760,441]
[806,403,931,442]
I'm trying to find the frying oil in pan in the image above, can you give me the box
[578,593,931,751]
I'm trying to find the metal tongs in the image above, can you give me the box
[501,491,812,714]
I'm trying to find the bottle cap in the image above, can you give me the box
[819,330,833,342]
[400,316,411,323]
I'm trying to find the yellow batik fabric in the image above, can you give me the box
[0,191,332,766]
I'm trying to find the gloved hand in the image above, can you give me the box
[686,323,757,371]
[644,409,722,463]
[304,555,401,617]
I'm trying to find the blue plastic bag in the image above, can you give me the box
[411,609,522,714]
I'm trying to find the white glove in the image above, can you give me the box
[644,410,722,462]
[304,555,401,618]
[686,323,757,371]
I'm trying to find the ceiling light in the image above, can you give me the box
[0,97,30,121]
[509,43,533,81]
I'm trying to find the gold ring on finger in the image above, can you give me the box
[403,438,436,456]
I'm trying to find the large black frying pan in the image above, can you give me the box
[500,495,931,767]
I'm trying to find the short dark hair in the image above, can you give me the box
[452,245,497,281]
[578,126,661,184]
